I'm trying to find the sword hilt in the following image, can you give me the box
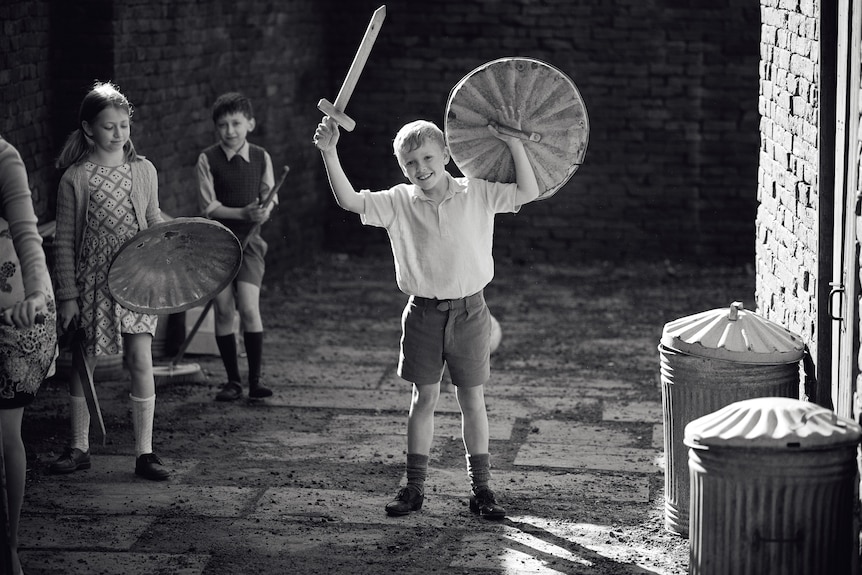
[318,98,356,132]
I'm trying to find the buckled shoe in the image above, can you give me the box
[469,487,506,520]
[384,485,424,516]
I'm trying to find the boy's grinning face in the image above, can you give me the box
[215,111,255,152]
[397,140,450,194]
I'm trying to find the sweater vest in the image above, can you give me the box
[204,143,265,237]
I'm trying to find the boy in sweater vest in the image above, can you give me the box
[196,92,277,401]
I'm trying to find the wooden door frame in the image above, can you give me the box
[830,0,862,419]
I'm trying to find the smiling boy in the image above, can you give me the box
[196,92,277,402]
[313,112,539,519]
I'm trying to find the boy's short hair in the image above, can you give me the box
[393,120,446,157]
[212,92,254,122]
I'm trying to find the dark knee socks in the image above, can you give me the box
[244,331,263,388]
[466,453,491,492]
[215,334,242,383]
[406,453,429,494]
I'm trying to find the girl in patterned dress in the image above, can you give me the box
[51,82,169,481]
[0,135,57,575]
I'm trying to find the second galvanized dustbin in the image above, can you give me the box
[685,397,861,575]
[659,302,803,537]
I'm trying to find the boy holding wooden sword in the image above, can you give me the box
[313,106,539,519]
[196,92,278,401]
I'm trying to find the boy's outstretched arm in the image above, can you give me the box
[488,107,541,205]
[313,117,365,214]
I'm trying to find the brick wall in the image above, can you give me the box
[0,0,762,275]
[110,0,330,270]
[755,0,820,368]
[0,0,55,217]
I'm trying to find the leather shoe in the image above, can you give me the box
[215,381,243,401]
[135,453,170,481]
[469,487,506,520]
[385,485,424,516]
[49,447,91,474]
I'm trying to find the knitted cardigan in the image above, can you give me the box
[0,137,52,300]
[53,158,162,302]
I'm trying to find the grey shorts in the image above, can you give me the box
[236,232,267,287]
[397,291,491,388]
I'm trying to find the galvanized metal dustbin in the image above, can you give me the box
[659,302,804,537]
[685,397,861,575]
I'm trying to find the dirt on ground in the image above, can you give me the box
[19,254,756,574]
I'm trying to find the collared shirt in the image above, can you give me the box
[196,140,275,217]
[360,172,520,299]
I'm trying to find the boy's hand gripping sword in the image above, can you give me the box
[317,5,386,132]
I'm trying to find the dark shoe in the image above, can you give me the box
[385,485,424,516]
[49,447,91,474]
[470,487,506,520]
[135,453,170,481]
[215,381,243,401]
[248,380,273,399]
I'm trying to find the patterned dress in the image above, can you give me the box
[0,222,57,407]
[77,162,157,356]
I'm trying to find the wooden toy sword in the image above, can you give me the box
[317,5,386,132]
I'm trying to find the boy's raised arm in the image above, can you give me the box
[488,107,540,205]
[314,117,365,215]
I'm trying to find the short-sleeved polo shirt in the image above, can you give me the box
[360,172,520,299]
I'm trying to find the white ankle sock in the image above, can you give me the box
[130,394,155,457]
[70,395,90,452]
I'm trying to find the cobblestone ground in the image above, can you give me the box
[16,254,755,574]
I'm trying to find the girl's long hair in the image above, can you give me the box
[56,81,139,169]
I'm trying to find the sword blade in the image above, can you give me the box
[332,5,386,112]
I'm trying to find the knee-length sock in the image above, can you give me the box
[215,333,242,383]
[466,453,491,492]
[70,395,90,452]
[130,394,155,457]
[244,331,263,386]
[406,453,429,494]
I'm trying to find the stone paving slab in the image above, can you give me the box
[279,361,391,389]
[264,387,416,411]
[451,528,600,573]
[250,486,468,527]
[227,519,395,554]
[491,373,640,400]
[237,430,408,462]
[19,551,210,575]
[20,514,154,550]
[416,467,650,504]
[652,423,664,449]
[526,421,648,447]
[515,443,662,474]
[451,519,675,575]
[307,344,399,364]
[327,412,516,441]
[525,396,602,416]
[602,400,663,423]
[25,482,258,517]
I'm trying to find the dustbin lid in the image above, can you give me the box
[661,301,804,364]
[684,397,862,449]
